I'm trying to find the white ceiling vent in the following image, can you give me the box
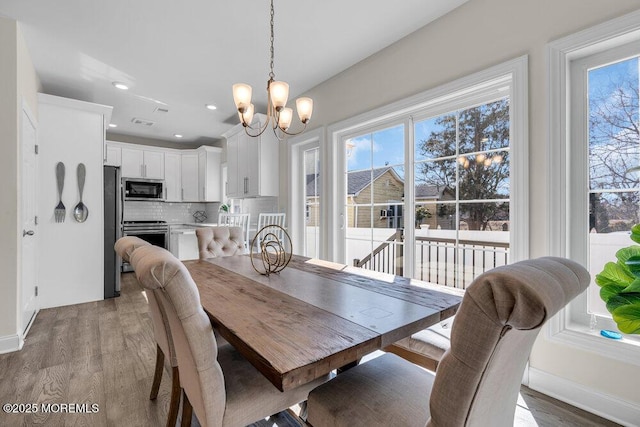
[131,117,155,126]
[154,107,169,114]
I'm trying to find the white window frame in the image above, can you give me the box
[288,127,325,258]
[547,9,640,366]
[327,56,529,269]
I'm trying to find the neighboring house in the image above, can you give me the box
[415,184,455,229]
[306,167,405,228]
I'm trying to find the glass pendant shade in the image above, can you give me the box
[296,97,313,123]
[269,81,289,110]
[238,103,254,126]
[278,107,293,130]
[233,84,253,110]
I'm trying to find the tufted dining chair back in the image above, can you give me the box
[195,226,245,260]
[114,236,182,427]
[130,244,325,427]
[306,257,591,427]
[217,213,251,250]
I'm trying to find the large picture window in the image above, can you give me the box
[328,57,527,289]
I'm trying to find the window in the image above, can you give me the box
[288,129,324,259]
[548,10,640,361]
[345,124,405,274]
[328,56,528,285]
[304,146,321,258]
[413,99,510,287]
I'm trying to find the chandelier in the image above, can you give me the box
[232,0,313,139]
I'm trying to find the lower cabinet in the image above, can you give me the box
[169,230,199,261]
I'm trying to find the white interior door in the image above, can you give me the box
[21,102,38,335]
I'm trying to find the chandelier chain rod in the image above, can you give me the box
[269,0,275,81]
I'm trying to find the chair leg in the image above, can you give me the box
[181,390,192,427]
[150,344,165,400]
[167,366,181,427]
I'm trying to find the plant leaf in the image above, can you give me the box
[622,278,640,293]
[595,261,633,288]
[612,302,640,334]
[631,224,640,244]
[599,285,621,303]
[616,246,640,275]
[606,293,640,313]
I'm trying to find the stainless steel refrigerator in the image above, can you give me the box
[104,165,122,298]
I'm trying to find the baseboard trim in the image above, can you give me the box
[528,367,640,426]
[0,333,23,354]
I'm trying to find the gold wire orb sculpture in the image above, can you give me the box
[249,225,292,276]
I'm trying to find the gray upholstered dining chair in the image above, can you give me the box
[130,244,328,427]
[195,226,245,260]
[306,257,590,427]
[115,236,182,427]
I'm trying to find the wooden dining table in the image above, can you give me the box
[183,254,462,392]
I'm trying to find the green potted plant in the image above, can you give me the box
[595,223,640,334]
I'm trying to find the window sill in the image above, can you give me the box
[548,320,640,367]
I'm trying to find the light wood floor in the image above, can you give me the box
[0,273,620,427]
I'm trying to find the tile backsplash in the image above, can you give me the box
[124,201,220,223]
[124,197,281,226]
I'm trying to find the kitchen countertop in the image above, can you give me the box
[169,223,219,234]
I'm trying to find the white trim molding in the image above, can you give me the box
[546,8,640,366]
[529,367,640,427]
[0,333,23,354]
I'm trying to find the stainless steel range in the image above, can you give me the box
[122,220,169,272]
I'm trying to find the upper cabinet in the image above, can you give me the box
[198,146,222,202]
[164,152,182,202]
[121,147,164,179]
[223,114,279,198]
[180,153,199,202]
[104,143,121,166]
[105,141,222,201]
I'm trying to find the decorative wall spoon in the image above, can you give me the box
[73,163,88,223]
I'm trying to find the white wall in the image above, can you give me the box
[0,17,40,353]
[284,0,640,420]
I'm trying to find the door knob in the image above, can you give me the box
[23,230,35,236]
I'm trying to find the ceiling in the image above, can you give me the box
[0,0,468,145]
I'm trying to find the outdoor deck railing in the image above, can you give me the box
[354,230,509,289]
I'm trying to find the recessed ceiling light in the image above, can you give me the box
[112,81,129,90]
[174,134,183,138]
[205,104,217,110]
[108,123,118,128]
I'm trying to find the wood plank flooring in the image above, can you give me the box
[0,273,620,427]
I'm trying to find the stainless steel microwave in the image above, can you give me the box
[123,178,165,201]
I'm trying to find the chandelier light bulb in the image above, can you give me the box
[296,97,313,123]
[278,107,293,130]
[493,154,503,164]
[484,158,493,167]
[476,153,486,163]
[269,81,290,110]
[233,83,252,111]
[457,156,467,165]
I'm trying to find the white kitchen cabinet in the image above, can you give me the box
[222,114,279,198]
[164,152,182,201]
[198,146,222,202]
[181,153,199,202]
[104,142,121,166]
[121,147,164,179]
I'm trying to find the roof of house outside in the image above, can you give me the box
[305,167,402,197]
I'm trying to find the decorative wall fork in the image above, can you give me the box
[54,162,66,223]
